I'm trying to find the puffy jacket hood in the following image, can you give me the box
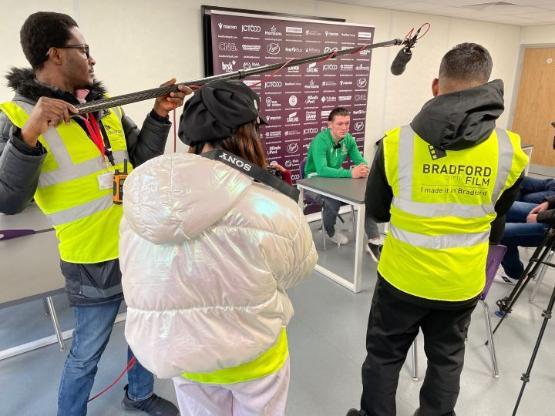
[123,153,253,244]
[6,67,106,105]
[410,79,504,150]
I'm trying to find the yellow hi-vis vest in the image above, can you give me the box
[182,327,289,384]
[379,126,528,301]
[0,100,133,264]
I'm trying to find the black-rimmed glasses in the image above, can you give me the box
[48,44,90,59]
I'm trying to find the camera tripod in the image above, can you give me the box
[492,227,555,415]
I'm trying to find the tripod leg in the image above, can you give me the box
[512,281,555,416]
[494,232,555,334]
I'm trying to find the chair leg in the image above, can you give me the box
[481,299,499,378]
[321,207,326,250]
[350,205,356,236]
[411,337,419,381]
[529,250,553,303]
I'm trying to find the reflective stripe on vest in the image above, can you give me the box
[182,328,289,384]
[0,101,132,263]
[379,125,529,301]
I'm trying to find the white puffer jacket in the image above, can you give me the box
[120,153,317,379]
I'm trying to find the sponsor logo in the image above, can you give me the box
[305,95,318,105]
[219,151,252,171]
[354,93,367,101]
[354,121,365,131]
[356,78,368,88]
[305,111,317,121]
[217,23,238,30]
[341,32,355,37]
[285,46,303,53]
[321,110,331,119]
[340,80,353,86]
[352,109,365,116]
[242,24,261,33]
[267,144,281,155]
[267,43,280,55]
[265,25,282,36]
[264,81,282,88]
[218,42,238,52]
[265,131,282,140]
[288,95,298,106]
[287,65,300,73]
[287,143,299,153]
[303,127,318,135]
[359,48,371,56]
[304,79,319,89]
[322,80,337,87]
[340,64,353,71]
[323,63,338,71]
[305,47,321,54]
[284,81,301,87]
[358,31,373,39]
[221,60,235,73]
[243,62,261,69]
[325,30,339,37]
[284,160,293,168]
[265,97,281,108]
[338,95,352,101]
[217,34,237,39]
[305,29,321,36]
[287,112,300,123]
[321,95,337,103]
[242,44,261,52]
[243,79,260,87]
[284,130,300,136]
[286,26,303,34]
[356,64,370,71]
[291,173,300,181]
[306,62,319,73]
[323,46,338,54]
[266,115,282,122]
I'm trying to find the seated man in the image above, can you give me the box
[304,107,382,261]
[499,196,555,283]
[517,175,555,204]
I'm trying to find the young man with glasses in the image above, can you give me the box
[0,11,190,416]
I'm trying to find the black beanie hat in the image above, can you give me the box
[178,79,267,146]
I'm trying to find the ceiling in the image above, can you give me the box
[327,0,555,26]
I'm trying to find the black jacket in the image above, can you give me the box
[366,79,524,308]
[0,68,172,305]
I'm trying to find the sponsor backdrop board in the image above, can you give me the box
[206,9,374,184]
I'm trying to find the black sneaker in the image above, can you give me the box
[346,409,364,416]
[365,242,382,262]
[121,385,179,415]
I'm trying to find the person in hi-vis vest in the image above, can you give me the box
[0,11,190,416]
[346,43,528,416]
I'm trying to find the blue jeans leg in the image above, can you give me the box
[58,301,121,416]
[519,177,555,204]
[57,301,155,415]
[501,221,548,280]
[126,347,155,401]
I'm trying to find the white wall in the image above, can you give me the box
[521,24,555,45]
[0,0,523,157]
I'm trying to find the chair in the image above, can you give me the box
[409,244,507,380]
[299,158,357,249]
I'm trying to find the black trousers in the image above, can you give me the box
[360,278,477,416]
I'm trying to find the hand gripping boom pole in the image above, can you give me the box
[75,38,404,115]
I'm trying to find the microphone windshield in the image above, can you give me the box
[390,47,413,76]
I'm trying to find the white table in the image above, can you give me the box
[0,203,66,359]
[297,177,368,293]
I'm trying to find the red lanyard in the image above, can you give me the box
[80,113,105,156]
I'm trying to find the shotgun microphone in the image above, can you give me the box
[390,46,413,76]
